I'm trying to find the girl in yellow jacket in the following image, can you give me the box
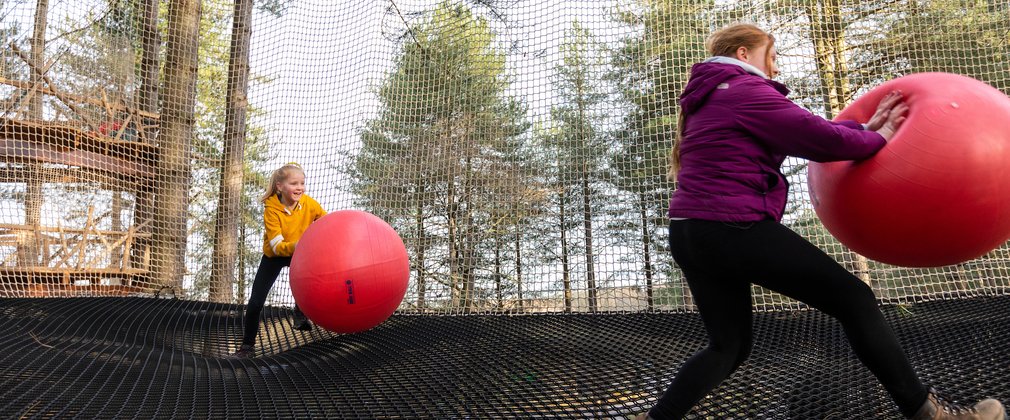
[232,163,326,358]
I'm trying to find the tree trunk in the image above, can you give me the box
[460,152,476,311]
[578,106,597,312]
[209,0,253,303]
[414,199,426,310]
[18,0,48,268]
[236,222,248,303]
[806,1,873,286]
[28,0,47,121]
[137,0,160,116]
[639,192,654,310]
[514,220,523,312]
[560,190,572,312]
[493,237,502,308]
[133,0,160,281]
[152,0,201,293]
[807,0,849,118]
[445,133,460,308]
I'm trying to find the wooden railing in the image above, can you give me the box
[0,208,151,289]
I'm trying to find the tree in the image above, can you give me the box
[608,0,716,309]
[133,0,160,258]
[152,0,200,292]
[353,1,530,311]
[543,20,610,312]
[209,0,254,303]
[884,0,1010,90]
[17,0,48,268]
[184,0,275,302]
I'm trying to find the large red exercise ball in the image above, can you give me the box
[290,210,409,333]
[808,72,1010,267]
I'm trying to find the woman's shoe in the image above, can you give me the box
[911,388,1006,420]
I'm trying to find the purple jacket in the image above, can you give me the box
[668,61,887,222]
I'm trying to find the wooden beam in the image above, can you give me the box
[0,137,158,180]
[10,43,103,132]
[0,77,160,120]
[0,166,155,191]
[0,223,153,238]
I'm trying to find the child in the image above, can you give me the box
[231,162,326,358]
[634,24,1005,419]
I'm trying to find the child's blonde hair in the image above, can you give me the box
[261,162,304,203]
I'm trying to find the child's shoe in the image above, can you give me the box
[228,344,255,359]
[292,315,313,331]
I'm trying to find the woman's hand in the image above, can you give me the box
[872,99,913,141]
[865,90,904,132]
[865,90,908,142]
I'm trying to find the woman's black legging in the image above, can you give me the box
[649,219,928,419]
[242,255,303,346]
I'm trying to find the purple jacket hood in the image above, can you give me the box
[668,61,887,222]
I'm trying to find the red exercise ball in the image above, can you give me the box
[290,210,409,333]
[808,72,1010,267]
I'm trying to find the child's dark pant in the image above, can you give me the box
[242,255,303,346]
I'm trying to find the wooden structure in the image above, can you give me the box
[0,117,159,296]
[0,53,160,296]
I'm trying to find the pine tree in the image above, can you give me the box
[608,0,716,308]
[352,1,530,311]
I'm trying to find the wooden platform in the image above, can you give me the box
[0,64,161,298]
[0,118,158,186]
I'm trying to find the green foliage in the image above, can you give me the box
[607,0,717,292]
[353,1,532,309]
[885,0,1010,92]
[255,0,290,18]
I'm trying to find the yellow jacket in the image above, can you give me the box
[262,194,326,257]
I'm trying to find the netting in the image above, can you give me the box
[1,1,1009,309]
[1,1,1009,418]
[1,295,1007,418]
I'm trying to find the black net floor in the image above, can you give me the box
[0,295,1007,419]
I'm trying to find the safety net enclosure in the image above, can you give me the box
[0,0,1008,418]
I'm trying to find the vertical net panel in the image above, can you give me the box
[0,0,1007,313]
[0,0,163,297]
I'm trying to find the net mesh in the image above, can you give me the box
[3,0,1008,312]
[1,1,1009,417]
[0,295,1007,418]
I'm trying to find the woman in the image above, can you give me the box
[636,24,1005,420]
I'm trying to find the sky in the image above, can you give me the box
[246,0,633,212]
[1,0,804,217]
[0,0,863,297]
